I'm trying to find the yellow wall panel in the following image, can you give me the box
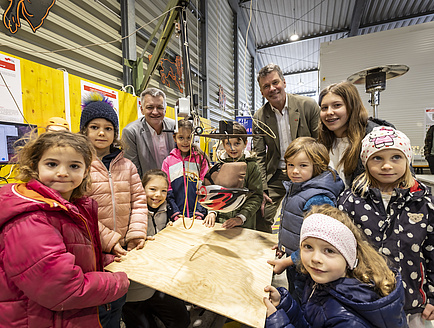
[21,58,65,128]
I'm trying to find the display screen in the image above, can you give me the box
[0,121,36,165]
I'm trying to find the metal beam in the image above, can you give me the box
[283,68,318,76]
[120,0,136,88]
[257,11,434,51]
[227,0,263,70]
[349,0,368,37]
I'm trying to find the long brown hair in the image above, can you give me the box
[318,81,369,177]
[15,131,95,201]
[299,205,396,297]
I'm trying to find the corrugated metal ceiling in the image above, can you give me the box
[239,0,434,96]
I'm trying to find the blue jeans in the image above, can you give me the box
[99,294,127,328]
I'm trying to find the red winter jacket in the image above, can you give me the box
[0,180,129,327]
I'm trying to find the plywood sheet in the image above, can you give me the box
[105,219,278,327]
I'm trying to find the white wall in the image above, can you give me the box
[319,21,434,151]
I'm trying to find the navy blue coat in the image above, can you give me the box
[266,274,407,328]
[279,170,344,255]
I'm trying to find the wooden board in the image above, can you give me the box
[105,219,278,327]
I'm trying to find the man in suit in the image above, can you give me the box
[122,88,176,177]
[253,64,320,233]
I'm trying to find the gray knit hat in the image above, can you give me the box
[80,92,119,133]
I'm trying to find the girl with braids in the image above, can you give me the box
[264,204,406,328]
[318,81,394,188]
[161,118,209,220]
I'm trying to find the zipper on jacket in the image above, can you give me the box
[308,283,317,302]
[108,171,117,232]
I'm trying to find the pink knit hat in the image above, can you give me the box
[361,126,412,166]
[300,213,358,270]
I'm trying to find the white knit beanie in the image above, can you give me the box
[360,126,412,166]
[300,213,358,270]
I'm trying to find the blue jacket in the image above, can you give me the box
[266,274,407,328]
[279,170,344,255]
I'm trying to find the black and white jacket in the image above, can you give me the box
[338,180,434,315]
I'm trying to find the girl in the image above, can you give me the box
[79,93,148,326]
[318,81,394,188]
[0,131,129,327]
[338,126,434,326]
[264,205,407,328]
[162,118,209,220]
[203,122,263,229]
[268,137,344,303]
[122,169,190,328]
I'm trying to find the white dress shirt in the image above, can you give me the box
[271,97,292,170]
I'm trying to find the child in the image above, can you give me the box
[79,93,148,326]
[162,118,209,220]
[264,205,407,327]
[203,122,263,229]
[338,126,434,325]
[0,131,129,327]
[122,169,190,328]
[268,137,344,302]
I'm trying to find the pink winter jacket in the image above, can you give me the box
[89,151,148,253]
[0,180,129,327]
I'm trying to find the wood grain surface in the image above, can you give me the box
[105,218,278,327]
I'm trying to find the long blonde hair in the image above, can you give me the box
[352,161,414,197]
[318,81,369,177]
[300,204,396,297]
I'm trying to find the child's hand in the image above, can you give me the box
[166,221,174,227]
[127,238,145,251]
[203,212,216,228]
[271,244,284,258]
[111,242,127,257]
[422,303,434,320]
[267,257,293,275]
[222,217,243,229]
[263,285,280,317]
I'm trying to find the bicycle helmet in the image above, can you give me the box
[197,185,249,213]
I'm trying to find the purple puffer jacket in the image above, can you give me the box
[0,180,129,327]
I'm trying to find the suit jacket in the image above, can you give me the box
[122,116,176,177]
[252,93,320,191]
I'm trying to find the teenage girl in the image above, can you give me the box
[318,81,394,188]
[161,118,209,220]
[264,205,406,327]
[0,131,129,327]
[338,126,434,326]
[79,93,148,326]
[268,137,344,303]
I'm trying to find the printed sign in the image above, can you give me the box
[236,116,253,134]
[0,54,23,123]
[80,80,119,114]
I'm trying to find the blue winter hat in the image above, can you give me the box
[80,92,119,133]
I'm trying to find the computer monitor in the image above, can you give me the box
[0,121,37,165]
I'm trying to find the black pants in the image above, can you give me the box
[256,169,289,233]
[427,155,434,174]
[122,291,190,328]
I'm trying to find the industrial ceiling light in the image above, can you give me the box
[290,7,299,41]
[290,33,299,41]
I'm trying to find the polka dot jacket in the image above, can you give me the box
[338,180,434,315]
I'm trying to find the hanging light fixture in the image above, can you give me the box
[290,7,299,41]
